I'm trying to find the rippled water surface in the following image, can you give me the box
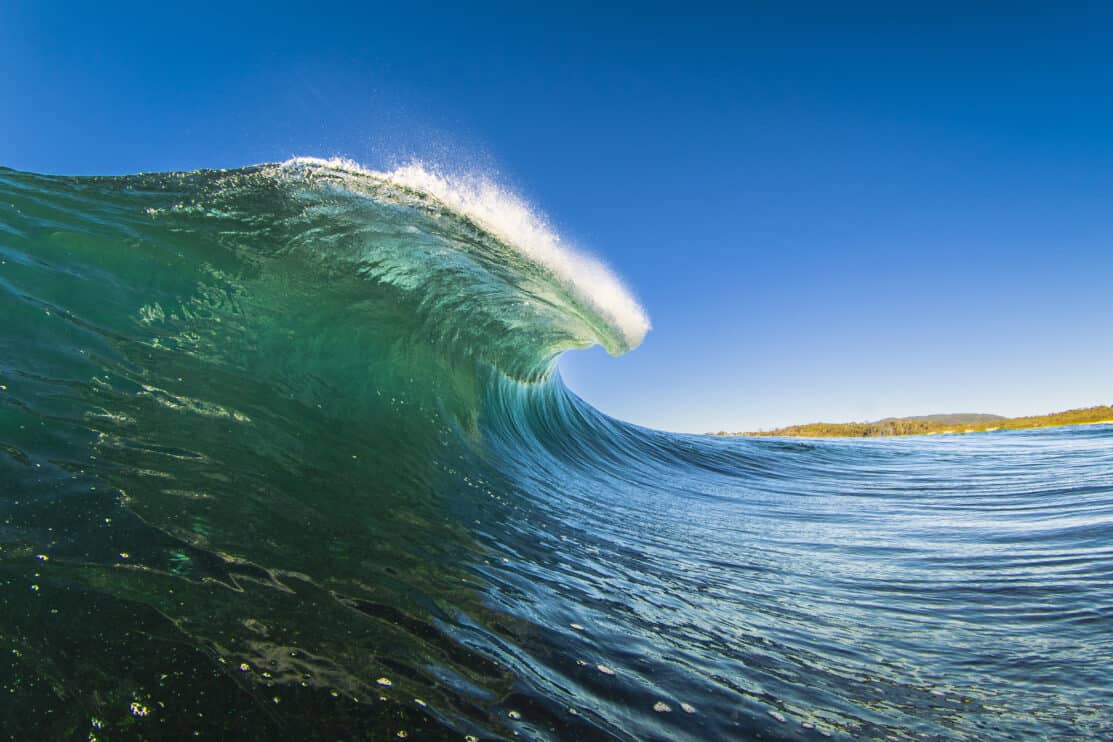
[1,164,1110,740]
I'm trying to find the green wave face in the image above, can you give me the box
[0,162,647,738]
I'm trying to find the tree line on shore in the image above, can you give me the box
[712,405,1113,438]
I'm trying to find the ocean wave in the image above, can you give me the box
[1,164,1111,740]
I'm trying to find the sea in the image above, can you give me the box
[1,159,1110,740]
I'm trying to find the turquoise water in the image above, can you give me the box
[1,161,1110,740]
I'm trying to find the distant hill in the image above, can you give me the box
[711,406,1113,438]
[875,413,1005,425]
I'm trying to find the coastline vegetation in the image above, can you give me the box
[712,406,1113,438]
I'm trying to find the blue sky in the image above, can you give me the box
[3,3,1111,432]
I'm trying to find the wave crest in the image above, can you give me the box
[282,157,650,353]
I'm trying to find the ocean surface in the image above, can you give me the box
[1,160,1110,741]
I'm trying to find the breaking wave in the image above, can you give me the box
[0,162,1110,740]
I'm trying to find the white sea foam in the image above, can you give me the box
[283,157,651,350]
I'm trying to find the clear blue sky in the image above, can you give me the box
[4,2,1111,432]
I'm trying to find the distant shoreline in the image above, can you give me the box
[710,405,1113,438]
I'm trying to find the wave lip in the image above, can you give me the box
[282,157,651,354]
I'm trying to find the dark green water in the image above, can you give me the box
[1,161,1111,740]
